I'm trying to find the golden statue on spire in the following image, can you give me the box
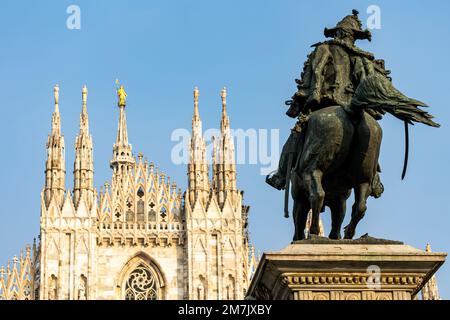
[115,79,127,107]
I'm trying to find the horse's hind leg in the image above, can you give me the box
[328,193,348,240]
[303,169,325,235]
[292,199,309,241]
[344,183,370,239]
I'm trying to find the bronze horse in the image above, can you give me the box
[290,73,439,240]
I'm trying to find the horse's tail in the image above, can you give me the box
[351,73,439,179]
[351,73,440,128]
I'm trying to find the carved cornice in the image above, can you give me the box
[281,273,423,287]
[96,233,185,248]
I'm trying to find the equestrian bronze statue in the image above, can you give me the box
[266,10,439,240]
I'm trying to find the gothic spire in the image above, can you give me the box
[188,87,209,206]
[220,87,230,134]
[80,85,89,135]
[219,87,234,165]
[116,97,129,146]
[44,84,66,208]
[191,87,202,138]
[216,87,237,206]
[73,85,94,208]
[193,86,200,121]
[51,84,61,135]
[211,135,218,193]
[110,82,135,184]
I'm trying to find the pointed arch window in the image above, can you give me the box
[148,201,157,222]
[148,209,156,222]
[137,186,145,198]
[124,265,159,300]
[126,210,134,222]
[137,200,145,222]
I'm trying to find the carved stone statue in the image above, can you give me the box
[48,276,57,300]
[267,10,439,240]
[225,275,235,300]
[78,278,87,300]
[54,84,59,105]
[197,282,205,300]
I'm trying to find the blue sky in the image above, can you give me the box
[0,0,449,298]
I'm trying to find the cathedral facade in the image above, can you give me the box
[0,84,255,300]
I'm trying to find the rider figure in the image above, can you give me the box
[266,10,386,193]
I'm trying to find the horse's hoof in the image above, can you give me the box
[293,234,305,242]
[329,232,341,240]
[310,225,320,235]
[343,225,355,239]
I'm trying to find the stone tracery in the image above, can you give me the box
[124,264,159,300]
[0,85,255,300]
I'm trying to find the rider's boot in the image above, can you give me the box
[370,168,384,198]
[266,131,300,190]
[266,170,286,190]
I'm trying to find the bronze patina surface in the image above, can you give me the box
[267,10,439,241]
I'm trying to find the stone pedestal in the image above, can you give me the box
[247,237,446,300]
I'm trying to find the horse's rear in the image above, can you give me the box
[292,105,382,239]
[343,110,382,238]
[347,111,382,185]
[297,106,355,186]
[292,106,355,237]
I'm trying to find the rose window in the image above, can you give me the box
[124,265,158,300]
